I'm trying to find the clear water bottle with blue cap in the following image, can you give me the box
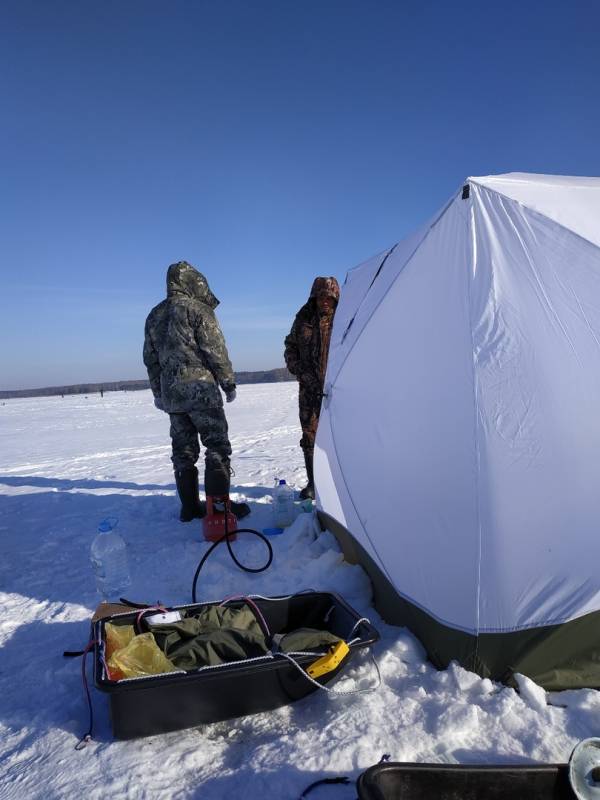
[90,517,131,598]
[273,479,295,528]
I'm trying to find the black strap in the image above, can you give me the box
[63,650,85,657]
[119,597,153,608]
[297,754,389,798]
[299,777,351,798]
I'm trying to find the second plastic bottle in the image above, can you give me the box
[91,517,131,599]
[273,480,295,528]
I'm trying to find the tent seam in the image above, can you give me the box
[327,407,399,591]
[464,195,485,658]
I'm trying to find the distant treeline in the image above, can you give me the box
[0,368,294,400]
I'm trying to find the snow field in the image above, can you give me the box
[0,384,599,799]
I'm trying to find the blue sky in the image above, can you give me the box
[2,0,599,390]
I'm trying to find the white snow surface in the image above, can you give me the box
[0,383,598,799]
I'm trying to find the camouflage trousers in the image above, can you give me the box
[298,385,322,454]
[169,407,232,473]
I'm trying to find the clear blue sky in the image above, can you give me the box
[2,0,599,390]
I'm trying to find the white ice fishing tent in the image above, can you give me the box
[315,173,600,689]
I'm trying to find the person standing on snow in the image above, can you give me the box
[284,277,340,500]
[143,261,249,521]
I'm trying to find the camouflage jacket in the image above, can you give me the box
[284,277,340,395]
[143,262,235,413]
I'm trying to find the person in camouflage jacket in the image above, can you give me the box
[284,277,340,499]
[144,261,249,521]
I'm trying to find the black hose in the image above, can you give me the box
[191,508,273,603]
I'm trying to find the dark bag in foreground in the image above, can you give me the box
[93,591,379,739]
[356,762,576,800]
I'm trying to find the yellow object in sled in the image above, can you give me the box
[307,640,350,679]
[107,633,177,680]
[105,623,135,659]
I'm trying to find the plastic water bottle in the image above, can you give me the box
[273,480,295,528]
[91,517,131,598]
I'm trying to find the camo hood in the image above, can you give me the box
[166,261,219,309]
[309,276,340,303]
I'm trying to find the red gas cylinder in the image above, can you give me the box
[202,496,238,542]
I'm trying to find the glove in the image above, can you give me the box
[225,389,237,403]
[154,396,164,411]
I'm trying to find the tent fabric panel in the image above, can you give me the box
[314,405,379,562]
[328,250,388,361]
[326,203,452,385]
[471,173,600,249]
[314,407,349,529]
[327,198,481,632]
[471,184,600,631]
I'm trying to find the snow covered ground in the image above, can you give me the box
[1,383,599,799]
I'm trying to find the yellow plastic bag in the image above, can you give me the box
[107,633,177,680]
[105,623,135,660]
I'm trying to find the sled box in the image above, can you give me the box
[357,762,575,800]
[93,591,379,739]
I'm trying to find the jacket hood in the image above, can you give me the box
[166,262,219,309]
[309,276,340,302]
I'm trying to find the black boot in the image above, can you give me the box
[299,449,315,500]
[230,500,251,520]
[205,457,251,520]
[204,457,230,496]
[175,467,206,522]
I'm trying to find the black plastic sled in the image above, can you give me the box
[94,591,379,739]
[356,762,575,800]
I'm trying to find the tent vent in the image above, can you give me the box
[368,243,398,291]
[341,318,354,343]
[342,244,399,343]
[462,184,470,200]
